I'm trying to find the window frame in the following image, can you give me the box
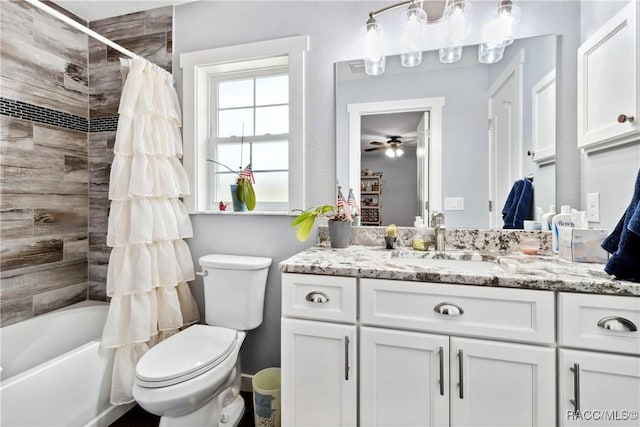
[181,35,308,214]
[209,66,290,211]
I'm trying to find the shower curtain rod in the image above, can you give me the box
[24,0,154,65]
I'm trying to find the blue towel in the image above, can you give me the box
[601,169,640,282]
[502,179,533,229]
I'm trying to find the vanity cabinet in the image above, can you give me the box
[558,293,640,426]
[281,274,357,426]
[577,0,640,152]
[281,273,557,427]
[360,279,556,427]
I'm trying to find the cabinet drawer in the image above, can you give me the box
[282,273,357,323]
[361,279,555,344]
[559,293,640,355]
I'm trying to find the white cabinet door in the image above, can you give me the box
[559,349,640,427]
[578,0,639,152]
[450,337,555,427]
[281,318,356,427]
[360,327,449,427]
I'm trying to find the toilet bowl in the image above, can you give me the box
[132,254,272,427]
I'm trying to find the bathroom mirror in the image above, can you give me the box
[336,34,557,228]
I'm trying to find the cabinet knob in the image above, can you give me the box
[617,114,635,123]
[597,316,637,332]
[434,302,464,316]
[305,291,329,304]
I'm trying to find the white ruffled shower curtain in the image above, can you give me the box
[101,58,200,405]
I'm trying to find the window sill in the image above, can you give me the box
[191,210,295,216]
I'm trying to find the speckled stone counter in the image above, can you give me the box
[279,245,640,296]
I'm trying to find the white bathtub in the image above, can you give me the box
[0,300,135,427]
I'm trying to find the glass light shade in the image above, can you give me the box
[439,46,462,63]
[395,148,404,157]
[478,42,505,64]
[385,148,395,158]
[444,0,472,45]
[484,1,521,47]
[363,18,386,75]
[401,51,423,67]
[401,5,427,68]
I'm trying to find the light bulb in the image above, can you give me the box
[396,148,405,157]
[363,17,386,75]
[385,148,395,158]
[444,0,472,45]
[401,3,427,68]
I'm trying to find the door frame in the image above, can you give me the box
[488,50,524,228]
[347,97,444,219]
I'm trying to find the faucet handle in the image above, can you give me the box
[431,211,445,227]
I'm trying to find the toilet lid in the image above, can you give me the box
[136,325,237,388]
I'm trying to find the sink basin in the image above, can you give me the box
[388,252,503,272]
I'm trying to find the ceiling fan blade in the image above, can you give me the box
[369,141,385,145]
[364,147,385,152]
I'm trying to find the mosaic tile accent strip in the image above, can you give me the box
[89,116,119,132]
[0,97,88,132]
[0,97,120,133]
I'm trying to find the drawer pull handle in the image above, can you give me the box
[344,336,350,381]
[434,302,464,316]
[305,291,329,304]
[570,363,580,412]
[597,316,637,332]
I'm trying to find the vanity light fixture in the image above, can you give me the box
[479,0,521,64]
[362,0,522,73]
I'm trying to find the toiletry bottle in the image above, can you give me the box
[412,216,425,251]
[552,205,574,253]
[541,204,556,231]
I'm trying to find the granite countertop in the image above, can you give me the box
[279,245,640,296]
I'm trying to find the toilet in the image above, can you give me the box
[132,254,272,427]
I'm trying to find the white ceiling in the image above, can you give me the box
[55,0,195,22]
[361,111,424,153]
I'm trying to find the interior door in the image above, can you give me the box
[416,111,430,219]
[488,54,523,227]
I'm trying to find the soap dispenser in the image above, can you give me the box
[412,216,425,251]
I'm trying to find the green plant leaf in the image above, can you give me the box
[245,179,256,211]
[295,216,316,242]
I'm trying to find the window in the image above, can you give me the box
[181,36,308,213]
[210,64,289,211]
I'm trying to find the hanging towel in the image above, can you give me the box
[502,179,533,229]
[601,169,640,282]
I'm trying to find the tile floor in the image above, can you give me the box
[111,391,255,427]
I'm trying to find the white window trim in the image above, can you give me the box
[181,35,309,214]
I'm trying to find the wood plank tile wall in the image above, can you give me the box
[87,6,173,301]
[0,1,173,326]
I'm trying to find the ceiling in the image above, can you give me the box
[55,0,195,22]
[361,111,424,153]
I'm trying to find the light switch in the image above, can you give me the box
[444,197,464,211]
[587,192,600,222]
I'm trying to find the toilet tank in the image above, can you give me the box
[199,254,272,330]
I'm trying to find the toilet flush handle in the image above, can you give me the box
[196,270,208,277]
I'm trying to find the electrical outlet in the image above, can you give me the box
[587,192,600,222]
[444,197,464,211]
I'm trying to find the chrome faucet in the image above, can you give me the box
[431,211,446,251]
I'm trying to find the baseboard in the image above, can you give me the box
[241,373,254,393]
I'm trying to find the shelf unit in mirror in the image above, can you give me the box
[360,174,382,226]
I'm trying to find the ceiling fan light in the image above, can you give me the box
[396,148,405,157]
[385,148,395,158]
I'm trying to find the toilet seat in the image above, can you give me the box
[136,325,237,388]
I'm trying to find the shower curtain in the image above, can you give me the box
[101,58,200,405]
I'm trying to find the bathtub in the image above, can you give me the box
[0,300,135,427]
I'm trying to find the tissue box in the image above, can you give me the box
[559,228,609,263]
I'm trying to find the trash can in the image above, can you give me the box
[252,367,281,427]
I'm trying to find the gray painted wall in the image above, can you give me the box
[173,0,582,374]
[580,0,640,231]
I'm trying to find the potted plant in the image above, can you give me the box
[291,187,357,248]
[207,161,256,211]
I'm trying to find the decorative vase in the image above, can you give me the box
[385,236,396,249]
[328,220,352,248]
[230,184,247,212]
